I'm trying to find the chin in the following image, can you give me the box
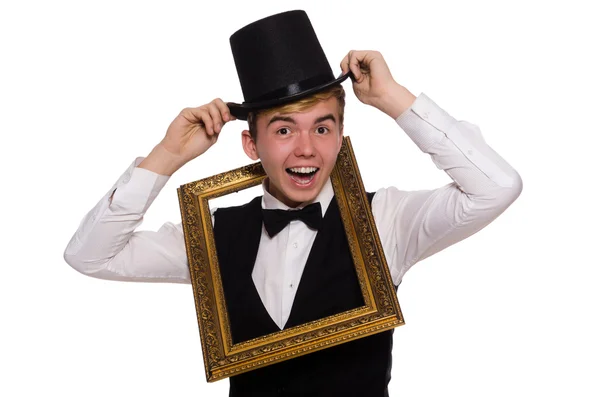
[285,190,319,204]
[275,179,324,207]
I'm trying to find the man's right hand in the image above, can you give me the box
[139,98,235,176]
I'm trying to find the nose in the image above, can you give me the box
[293,131,316,157]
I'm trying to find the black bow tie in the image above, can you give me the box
[261,202,323,237]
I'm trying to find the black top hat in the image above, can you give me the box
[227,10,350,121]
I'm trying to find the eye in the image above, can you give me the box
[316,126,329,134]
[277,127,291,135]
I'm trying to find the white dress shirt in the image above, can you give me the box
[64,93,523,329]
[253,178,335,329]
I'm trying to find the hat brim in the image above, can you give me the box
[227,71,351,121]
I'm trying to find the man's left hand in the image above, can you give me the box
[340,50,416,119]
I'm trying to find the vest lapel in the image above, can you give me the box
[284,196,365,329]
[214,197,281,343]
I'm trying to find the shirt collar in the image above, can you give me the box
[261,177,334,216]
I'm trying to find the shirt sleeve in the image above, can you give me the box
[372,93,523,285]
[63,157,191,283]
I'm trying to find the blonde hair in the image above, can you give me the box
[248,84,345,140]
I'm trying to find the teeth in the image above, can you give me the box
[289,167,317,174]
[290,172,316,185]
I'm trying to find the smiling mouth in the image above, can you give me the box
[286,167,320,185]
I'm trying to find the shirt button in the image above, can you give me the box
[289,284,293,288]
[422,111,430,119]
[293,242,298,248]
[467,149,473,155]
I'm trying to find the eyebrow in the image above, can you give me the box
[267,113,337,126]
[315,114,337,124]
[267,115,296,126]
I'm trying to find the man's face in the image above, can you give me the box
[242,97,343,208]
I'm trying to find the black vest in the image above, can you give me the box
[213,193,395,397]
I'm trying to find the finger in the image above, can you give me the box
[356,50,377,74]
[187,107,214,136]
[212,98,234,122]
[206,103,224,133]
[340,52,350,75]
[179,107,202,126]
[347,50,364,83]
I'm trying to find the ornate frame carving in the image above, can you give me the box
[177,137,404,382]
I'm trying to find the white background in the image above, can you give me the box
[1,0,599,396]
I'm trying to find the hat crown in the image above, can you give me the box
[230,10,335,104]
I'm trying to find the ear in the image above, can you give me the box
[336,124,344,152]
[241,129,259,160]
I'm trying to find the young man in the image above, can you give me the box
[64,10,522,397]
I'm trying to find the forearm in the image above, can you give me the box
[396,93,522,196]
[374,93,522,283]
[64,158,165,267]
[138,143,186,176]
[374,83,417,120]
[63,158,189,283]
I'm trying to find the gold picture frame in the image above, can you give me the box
[177,136,404,382]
